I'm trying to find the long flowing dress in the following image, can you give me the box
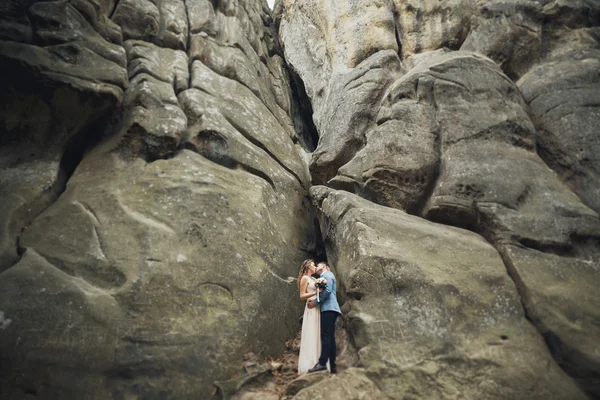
[298,278,325,374]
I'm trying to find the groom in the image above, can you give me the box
[307,261,342,374]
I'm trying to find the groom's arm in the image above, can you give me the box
[314,274,334,305]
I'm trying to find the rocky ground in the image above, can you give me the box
[227,318,358,399]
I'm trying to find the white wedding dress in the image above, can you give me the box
[298,278,329,374]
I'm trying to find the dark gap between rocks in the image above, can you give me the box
[218,207,363,399]
[109,0,121,19]
[288,68,319,152]
[392,8,403,59]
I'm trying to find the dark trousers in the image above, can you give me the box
[319,311,338,368]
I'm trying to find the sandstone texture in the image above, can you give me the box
[1,0,599,398]
[1,0,314,398]
[278,0,600,398]
[310,186,587,400]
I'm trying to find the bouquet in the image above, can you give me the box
[314,278,327,290]
[310,274,327,303]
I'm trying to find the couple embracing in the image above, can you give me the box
[297,259,342,374]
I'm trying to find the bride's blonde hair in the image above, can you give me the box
[297,259,314,291]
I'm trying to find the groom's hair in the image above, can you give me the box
[317,261,330,271]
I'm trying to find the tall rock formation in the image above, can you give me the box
[0,0,599,398]
[278,0,600,398]
[1,0,315,398]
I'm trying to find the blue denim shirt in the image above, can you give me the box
[314,270,342,315]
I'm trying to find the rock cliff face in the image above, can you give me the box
[1,0,599,399]
[278,0,600,398]
[1,1,315,398]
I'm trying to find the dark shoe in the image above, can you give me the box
[330,366,337,374]
[307,363,327,373]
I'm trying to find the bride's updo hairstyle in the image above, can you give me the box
[297,259,314,291]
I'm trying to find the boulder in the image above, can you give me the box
[309,186,587,400]
[0,144,313,398]
[292,368,387,400]
[518,48,600,214]
[0,0,316,398]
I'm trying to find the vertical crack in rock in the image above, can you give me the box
[157,0,166,39]
[312,215,327,262]
[493,245,536,323]
[288,67,318,152]
[391,2,403,58]
[183,0,192,90]
[109,0,121,18]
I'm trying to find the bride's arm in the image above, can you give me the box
[299,277,315,301]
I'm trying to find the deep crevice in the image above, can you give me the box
[270,14,318,151]
[391,7,403,59]
[312,215,327,263]
[183,0,192,91]
[288,68,319,152]
[109,0,121,19]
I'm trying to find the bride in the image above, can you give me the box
[297,259,327,374]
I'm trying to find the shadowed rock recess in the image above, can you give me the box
[0,0,599,399]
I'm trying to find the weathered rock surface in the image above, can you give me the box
[113,0,188,50]
[518,48,600,214]
[2,0,600,398]
[0,0,127,272]
[499,244,600,396]
[278,0,600,397]
[310,186,587,400]
[1,148,313,398]
[460,1,544,80]
[279,1,404,186]
[293,368,388,400]
[0,0,316,398]
[117,40,189,160]
[393,0,472,58]
[408,51,600,396]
